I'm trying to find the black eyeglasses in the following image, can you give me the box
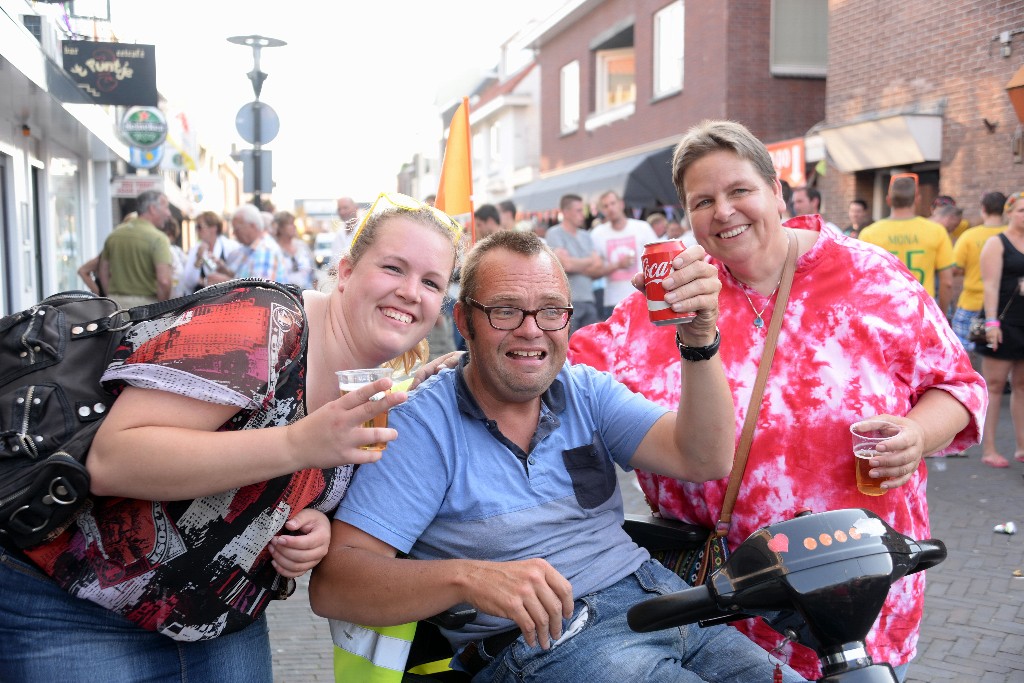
[466,298,574,331]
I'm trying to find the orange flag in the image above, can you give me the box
[435,97,475,239]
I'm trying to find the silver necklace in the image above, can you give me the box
[731,230,794,328]
[741,277,783,328]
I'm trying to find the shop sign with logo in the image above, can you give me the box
[61,41,158,106]
[130,146,163,170]
[121,107,168,149]
[111,175,164,198]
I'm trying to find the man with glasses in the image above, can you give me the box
[311,231,804,682]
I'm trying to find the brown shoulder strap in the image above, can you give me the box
[715,229,798,535]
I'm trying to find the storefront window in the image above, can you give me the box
[50,157,81,293]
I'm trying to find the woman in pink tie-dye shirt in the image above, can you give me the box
[569,120,986,681]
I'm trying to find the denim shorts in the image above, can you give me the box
[0,546,273,683]
[951,307,979,352]
[474,559,806,682]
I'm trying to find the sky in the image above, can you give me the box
[106,0,562,208]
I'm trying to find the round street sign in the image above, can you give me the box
[235,102,280,145]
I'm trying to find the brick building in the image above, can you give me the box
[817,0,1024,227]
[512,0,827,217]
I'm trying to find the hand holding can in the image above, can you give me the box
[337,368,394,451]
[641,240,697,326]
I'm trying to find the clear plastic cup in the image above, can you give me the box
[850,420,903,496]
[337,368,394,450]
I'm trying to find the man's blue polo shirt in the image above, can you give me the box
[336,359,668,646]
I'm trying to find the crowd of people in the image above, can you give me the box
[1,119,1009,683]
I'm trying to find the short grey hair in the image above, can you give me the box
[458,230,568,306]
[672,120,777,202]
[232,204,263,230]
[136,190,167,215]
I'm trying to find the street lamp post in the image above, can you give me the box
[227,35,286,210]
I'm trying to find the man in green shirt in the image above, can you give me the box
[99,190,174,307]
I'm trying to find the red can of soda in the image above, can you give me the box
[641,240,696,326]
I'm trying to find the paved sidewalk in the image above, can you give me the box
[903,394,1023,683]
[268,396,1024,682]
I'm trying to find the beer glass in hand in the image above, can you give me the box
[850,420,904,496]
[337,368,394,451]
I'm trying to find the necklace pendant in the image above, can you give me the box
[754,316,765,328]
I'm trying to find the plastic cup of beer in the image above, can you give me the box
[850,420,903,496]
[337,368,394,451]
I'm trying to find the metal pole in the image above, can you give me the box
[227,35,286,210]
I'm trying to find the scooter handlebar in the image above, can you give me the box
[908,539,947,574]
[626,584,724,632]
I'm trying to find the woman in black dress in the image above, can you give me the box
[979,190,1024,467]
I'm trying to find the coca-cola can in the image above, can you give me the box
[642,240,696,326]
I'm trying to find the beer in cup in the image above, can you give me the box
[850,420,903,496]
[336,368,394,451]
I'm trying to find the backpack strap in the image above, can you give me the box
[117,279,300,325]
[114,279,309,385]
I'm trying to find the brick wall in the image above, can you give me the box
[534,0,825,174]
[821,0,1024,227]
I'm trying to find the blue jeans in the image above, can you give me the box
[951,307,979,352]
[473,559,805,682]
[0,546,272,683]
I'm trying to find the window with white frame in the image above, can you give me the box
[770,0,828,77]
[654,1,684,98]
[472,131,485,173]
[596,48,635,112]
[560,61,580,133]
[489,121,502,168]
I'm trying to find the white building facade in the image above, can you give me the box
[0,0,129,314]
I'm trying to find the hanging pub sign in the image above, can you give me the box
[61,40,157,106]
[120,107,168,149]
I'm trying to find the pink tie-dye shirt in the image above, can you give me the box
[569,215,986,677]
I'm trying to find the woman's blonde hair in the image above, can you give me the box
[322,196,463,375]
[1005,190,1024,216]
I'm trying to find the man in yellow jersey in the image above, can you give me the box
[860,175,955,314]
[950,191,1008,350]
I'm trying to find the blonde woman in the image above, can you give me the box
[978,190,1024,467]
[0,193,464,683]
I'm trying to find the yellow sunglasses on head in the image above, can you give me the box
[349,192,463,247]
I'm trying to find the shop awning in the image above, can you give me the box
[817,114,943,173]
[512,146,678,212]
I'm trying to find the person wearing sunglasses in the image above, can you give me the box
[0,193,465,683]
[311,230,806,682]
[273,210,316,290]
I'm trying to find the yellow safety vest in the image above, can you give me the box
[332,621,416,681]
[331,620,453,681]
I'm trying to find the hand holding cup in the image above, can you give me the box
[337,368,395,451]
[850,420,905,496]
